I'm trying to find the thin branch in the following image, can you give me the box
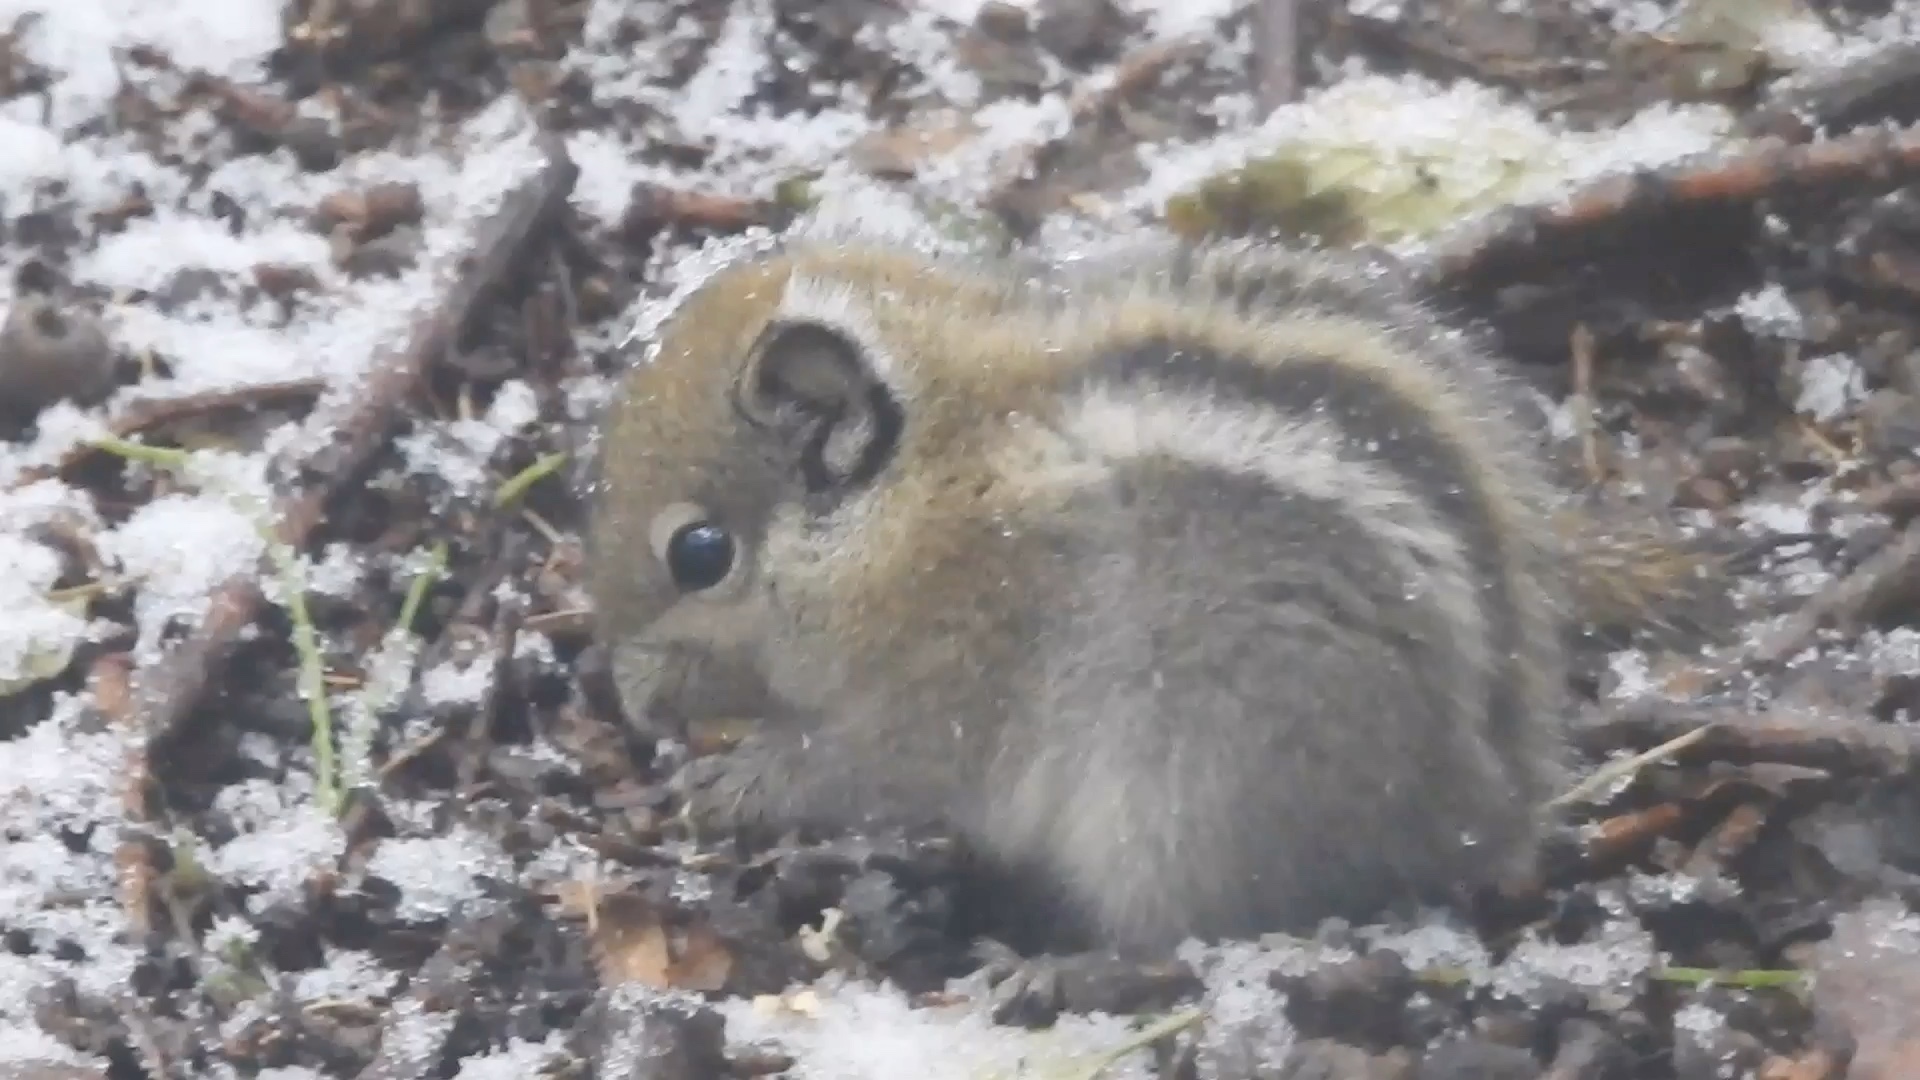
[989,35,1208,225]
[132,132,577,747]
[1249,0,1301,118]
[1574,701,1919,779]
[1418,122,1920,288]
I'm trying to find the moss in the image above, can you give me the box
[1163,141,1538,246]
[772,172,820,213]
[1165,154,1364,246]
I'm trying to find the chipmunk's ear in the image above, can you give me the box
[735,318,904,492]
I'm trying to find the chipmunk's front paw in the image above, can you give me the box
[670,739,785,836]
[975,941,1203,1029]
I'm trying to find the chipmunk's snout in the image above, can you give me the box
[605,637,681,730]
[608,634,777,732]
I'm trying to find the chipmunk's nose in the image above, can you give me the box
[608,636,778,735]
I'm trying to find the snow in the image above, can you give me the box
[1795,353,1866,422]
[0,693,136,831]
[362,827,516,922]
[719,977,1156,1080]
[98,491,264,657]
[1734,282,1808,339]
[205,779,345,907]
[0,532,87,686]
[419,654,495,708]
[1491,904,1660,1004]
[449,1033,570,1079]
[0,0,1917,1071]
[293,949,401,1004]
[0,0,281,125]
[1121,74,1736,249]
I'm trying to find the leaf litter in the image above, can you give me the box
[4,0,1920,1076]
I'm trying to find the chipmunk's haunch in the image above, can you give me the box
[586,233,1700,952]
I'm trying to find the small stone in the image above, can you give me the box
[1034,0,1131,64]
[0,295,117,429]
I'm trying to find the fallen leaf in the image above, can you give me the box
[583,891,735,993]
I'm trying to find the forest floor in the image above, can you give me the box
[5,0,1920,1077]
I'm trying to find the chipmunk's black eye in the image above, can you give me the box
[665,521,735,592]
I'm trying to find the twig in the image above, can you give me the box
[88,434,190,471]
[1569,323,1603,484]
[519,506,565,546]
[349,906,490,1080]
[1636,510,1920,696]
[458,601,523,794]
[1574,701,1919,778]
[621,183,775,244]
[1744,519,1920,670]
[381,536,528,785]
[1073,1009,1204,1080]
[90,434,343,815]
[1414,962,1805,991]
[1742,40,1920,140]
[1654,965,1808,991]
[1418,122,1920,288]
[93,651,162,933]
[132,132,576,748]
[521,606,590,636]
[493,450,567,508]
[396,541,448,634]
[261,527,339,815]
[1548,722,1712,809]
[998,1008,1206,1080]
[339,542,446,791]
[44,575,135,604]
[6,377,326,492]
[988,35,1208,221]
[1583,802,1688,864]
[1249,0,1301,118]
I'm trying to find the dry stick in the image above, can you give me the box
[1574,701,1919,779]
[456,601,523,796]
[351,910,487,1080]
[4,377,326,492]
[1680,519,1920,692]
[131,134,577,747]
[1548,723,1713,809]
[380,537,528,783]
[1747,520,1920,669]
[623,182,772,236]
[988,34,1208,210]
[92,650,163,931]
[1741,40,1920,140]
[1249,0,1301,117]
[1416,122,1920,288]
[1568,323,1603,485]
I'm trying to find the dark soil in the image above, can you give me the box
[6,0,1920,1077]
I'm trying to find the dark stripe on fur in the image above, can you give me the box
[1074,333,1524,721]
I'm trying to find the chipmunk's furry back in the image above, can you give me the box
[588,233,1583,949]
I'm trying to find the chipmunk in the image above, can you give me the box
[584,228,1719,959]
